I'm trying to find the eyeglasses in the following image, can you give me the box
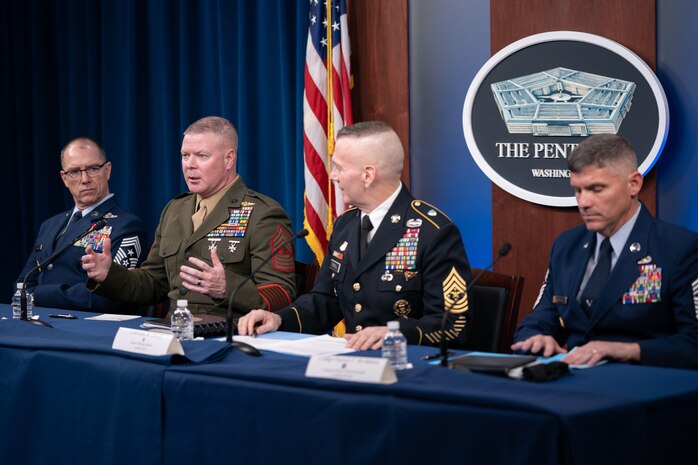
[62,162,108,180]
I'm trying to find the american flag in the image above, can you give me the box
[303,0,353,264]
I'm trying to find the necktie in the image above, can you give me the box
[191,201,208,231]
[55,210,83,244]
[580,238,613,317]
[359,215,373,258]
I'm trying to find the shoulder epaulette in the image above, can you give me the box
[335,206,359,221]
[243,189,278,207]
[410,200,452,230]
[338,206,358,217]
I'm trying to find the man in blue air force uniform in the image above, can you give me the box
[512,134,698,369]
[17,137,148,312]
[239,121,473,350]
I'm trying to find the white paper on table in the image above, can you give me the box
[227,335,292,351]
[266,335,356,357]
[215,334,355,357]
[85,314,142,322]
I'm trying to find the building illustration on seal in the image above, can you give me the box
[491,67,635,136]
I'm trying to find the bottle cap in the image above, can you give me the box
[387,320,400,330]
[176,299,188,307]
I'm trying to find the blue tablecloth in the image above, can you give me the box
[2,304,698,465]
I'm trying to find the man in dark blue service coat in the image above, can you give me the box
[17,137,148,312]
[239,121,473,350]
[512,134,698,369]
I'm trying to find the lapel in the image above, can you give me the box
[185,178,247,247]
[343,209,361,271]
[589,205,651,326]
[178,194,197,240]
[51,210,74,250]
[572,231,596,320]
[353,186,412,277]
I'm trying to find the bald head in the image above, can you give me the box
[60,137,106,169]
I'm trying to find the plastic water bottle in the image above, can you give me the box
[171,299,194,341]
[382,320,408,370]
[11,283,33,320]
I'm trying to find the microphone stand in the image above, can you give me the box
[225,229,309,355]
[20,219,108,326]
[439,243,512,367]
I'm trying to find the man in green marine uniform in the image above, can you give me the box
[81,116,296,316]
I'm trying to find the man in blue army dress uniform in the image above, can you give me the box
[82,116,296,316]
[17,137,148,312]
[512,134,698,369]
[238,121,473,350]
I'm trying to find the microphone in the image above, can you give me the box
[439,242,512,367]
[20,219,108,325]
[225,228,309,355]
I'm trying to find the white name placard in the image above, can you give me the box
[112,327,184,357]
[305,354,397,384]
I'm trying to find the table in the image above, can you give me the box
[1,305,697,465]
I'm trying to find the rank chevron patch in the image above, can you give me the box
[113,236,142,269]
[443,267,469,314]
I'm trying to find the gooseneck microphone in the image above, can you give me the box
[439,243,512,367]
[225,229,309,355]
[20,219,108,326]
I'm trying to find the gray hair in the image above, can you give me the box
[568,134,638,175]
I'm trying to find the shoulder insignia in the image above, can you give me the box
[411,200,452,229]
[442,267,469,314]
[270,226,295,273]
[113,236,142,269]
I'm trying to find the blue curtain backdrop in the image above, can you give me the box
[1,0,312,298]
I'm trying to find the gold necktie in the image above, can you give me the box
[191,201,208,231]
